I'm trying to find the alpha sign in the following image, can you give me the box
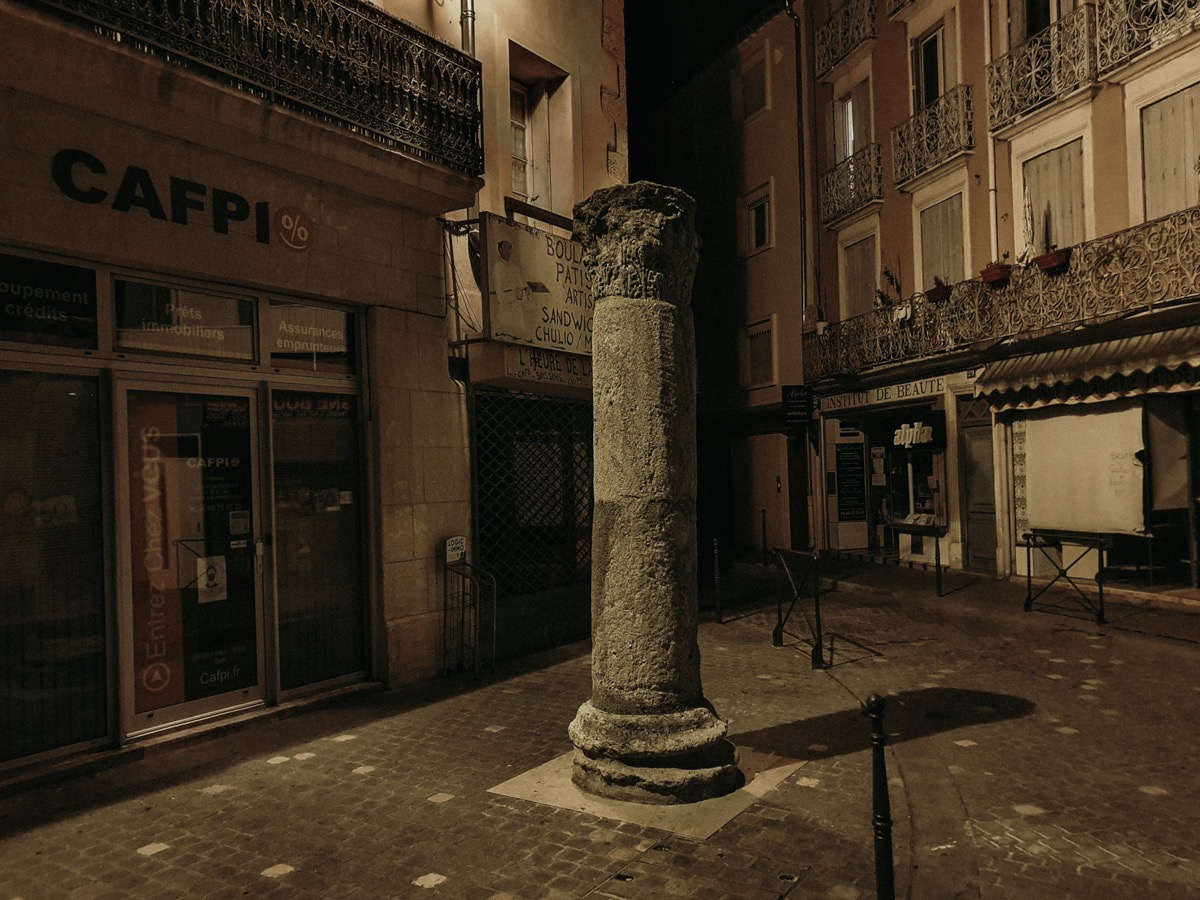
[483,213,593,355]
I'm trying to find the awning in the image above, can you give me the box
[975,324,1200,410]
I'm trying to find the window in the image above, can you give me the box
[913,26,945,111]
[1022,138,1084,252]
[509,44,572,216]
[1009,0,1055,47]
[510,83,530,200]
[834,79,871,163]
[843,234,877,318]
[735,49,769,122]
[114,278,256,361]
[740,318,775,388]
[1142,83,1200,220]
[920,193,964,290]
[742,184,773,256]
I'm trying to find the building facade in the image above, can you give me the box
[0,0,624,770]
[650,0,1200,590]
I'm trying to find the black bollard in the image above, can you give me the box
[864,694,895,900]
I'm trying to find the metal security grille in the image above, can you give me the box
[472,389,592,598]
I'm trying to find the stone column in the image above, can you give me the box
[567,182,741,804]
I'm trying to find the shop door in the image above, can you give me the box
[959,397,997,573]
[118,385,264,737]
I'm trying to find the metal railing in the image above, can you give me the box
[24,0,484,174]
[987,5,1097,132]
[803,203,1200,379]
[443,560,497,677]
[820,143,884,226]
[772,549,828,668]
[1097,0,1200,75]
[816,0,877,76]
[891,85,975,187]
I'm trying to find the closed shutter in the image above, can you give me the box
[1022,138,1084,252]
[851,79,872,154]
[920,193,964,290]
[843,235,877,318]
[1142,82,1200,220]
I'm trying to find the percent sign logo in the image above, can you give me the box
[275,206,315,252]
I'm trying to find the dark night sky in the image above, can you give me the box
[625,0,781,175]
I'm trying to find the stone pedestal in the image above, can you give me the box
[567,182,741,805]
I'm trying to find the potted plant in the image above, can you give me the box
[1033,244,1071,273]
[925,276,952,304]
[980,252,1011,286]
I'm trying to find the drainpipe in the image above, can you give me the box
[461,0,476,56]
[784,0,810,333]
[984,0,999,262]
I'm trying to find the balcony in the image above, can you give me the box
[1097,0,1200,75]
[820,144,884,226]
[891,85,975,188]
[987,5,1097,132]
[803,204,1200,380]
[816,0,877,77]
[24,0,484,175]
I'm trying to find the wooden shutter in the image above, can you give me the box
[843,235,877,318]
[1142,82,1200,220]
[1022,138,1084,251]
[920,193,964,290]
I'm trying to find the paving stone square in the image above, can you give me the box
[2,562,1199,898]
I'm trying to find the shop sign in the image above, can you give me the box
[782,384,814,429]
[891,409,947,451]
[834,442,867,522]
[51,148,312,251]
[503,345,592,389]
[0,252,97,348]
[483,213,593,355]
[820,376,946,412]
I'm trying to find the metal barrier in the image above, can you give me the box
[471,389,592,599]
[442,560,497,677]
[772,548,827,668]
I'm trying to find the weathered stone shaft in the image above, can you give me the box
[568,181,739,804]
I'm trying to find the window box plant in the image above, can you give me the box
[980,254,1011,286]
[1033,245,1071,273]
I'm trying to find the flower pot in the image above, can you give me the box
[980,263,1011,286]
[1033,247,1071,273]
[925,283,952,304]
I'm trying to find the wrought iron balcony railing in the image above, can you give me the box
[25,0,484,175]
[891,85,975,187]
[816,0,877,76]
[987,5,1097,132]
[820,144,883,226]
[1097,0,1200,75]
[887,0,916,17]
[803,204,1200,380]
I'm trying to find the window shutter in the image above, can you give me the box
[920,193,964,290]
[1141,83,1200,220]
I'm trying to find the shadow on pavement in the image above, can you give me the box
[731,687,1035,761]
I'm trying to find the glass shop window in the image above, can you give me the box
[114,278,255,361]
[265,301,355,374]
[1,371,107,762]
[0,252,98,350]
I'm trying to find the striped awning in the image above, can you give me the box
[974,325,1200,410]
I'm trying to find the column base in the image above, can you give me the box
[568,701,743,805]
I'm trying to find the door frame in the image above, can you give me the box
[113,375,269,741]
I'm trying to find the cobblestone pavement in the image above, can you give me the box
[2,568,1199,899]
